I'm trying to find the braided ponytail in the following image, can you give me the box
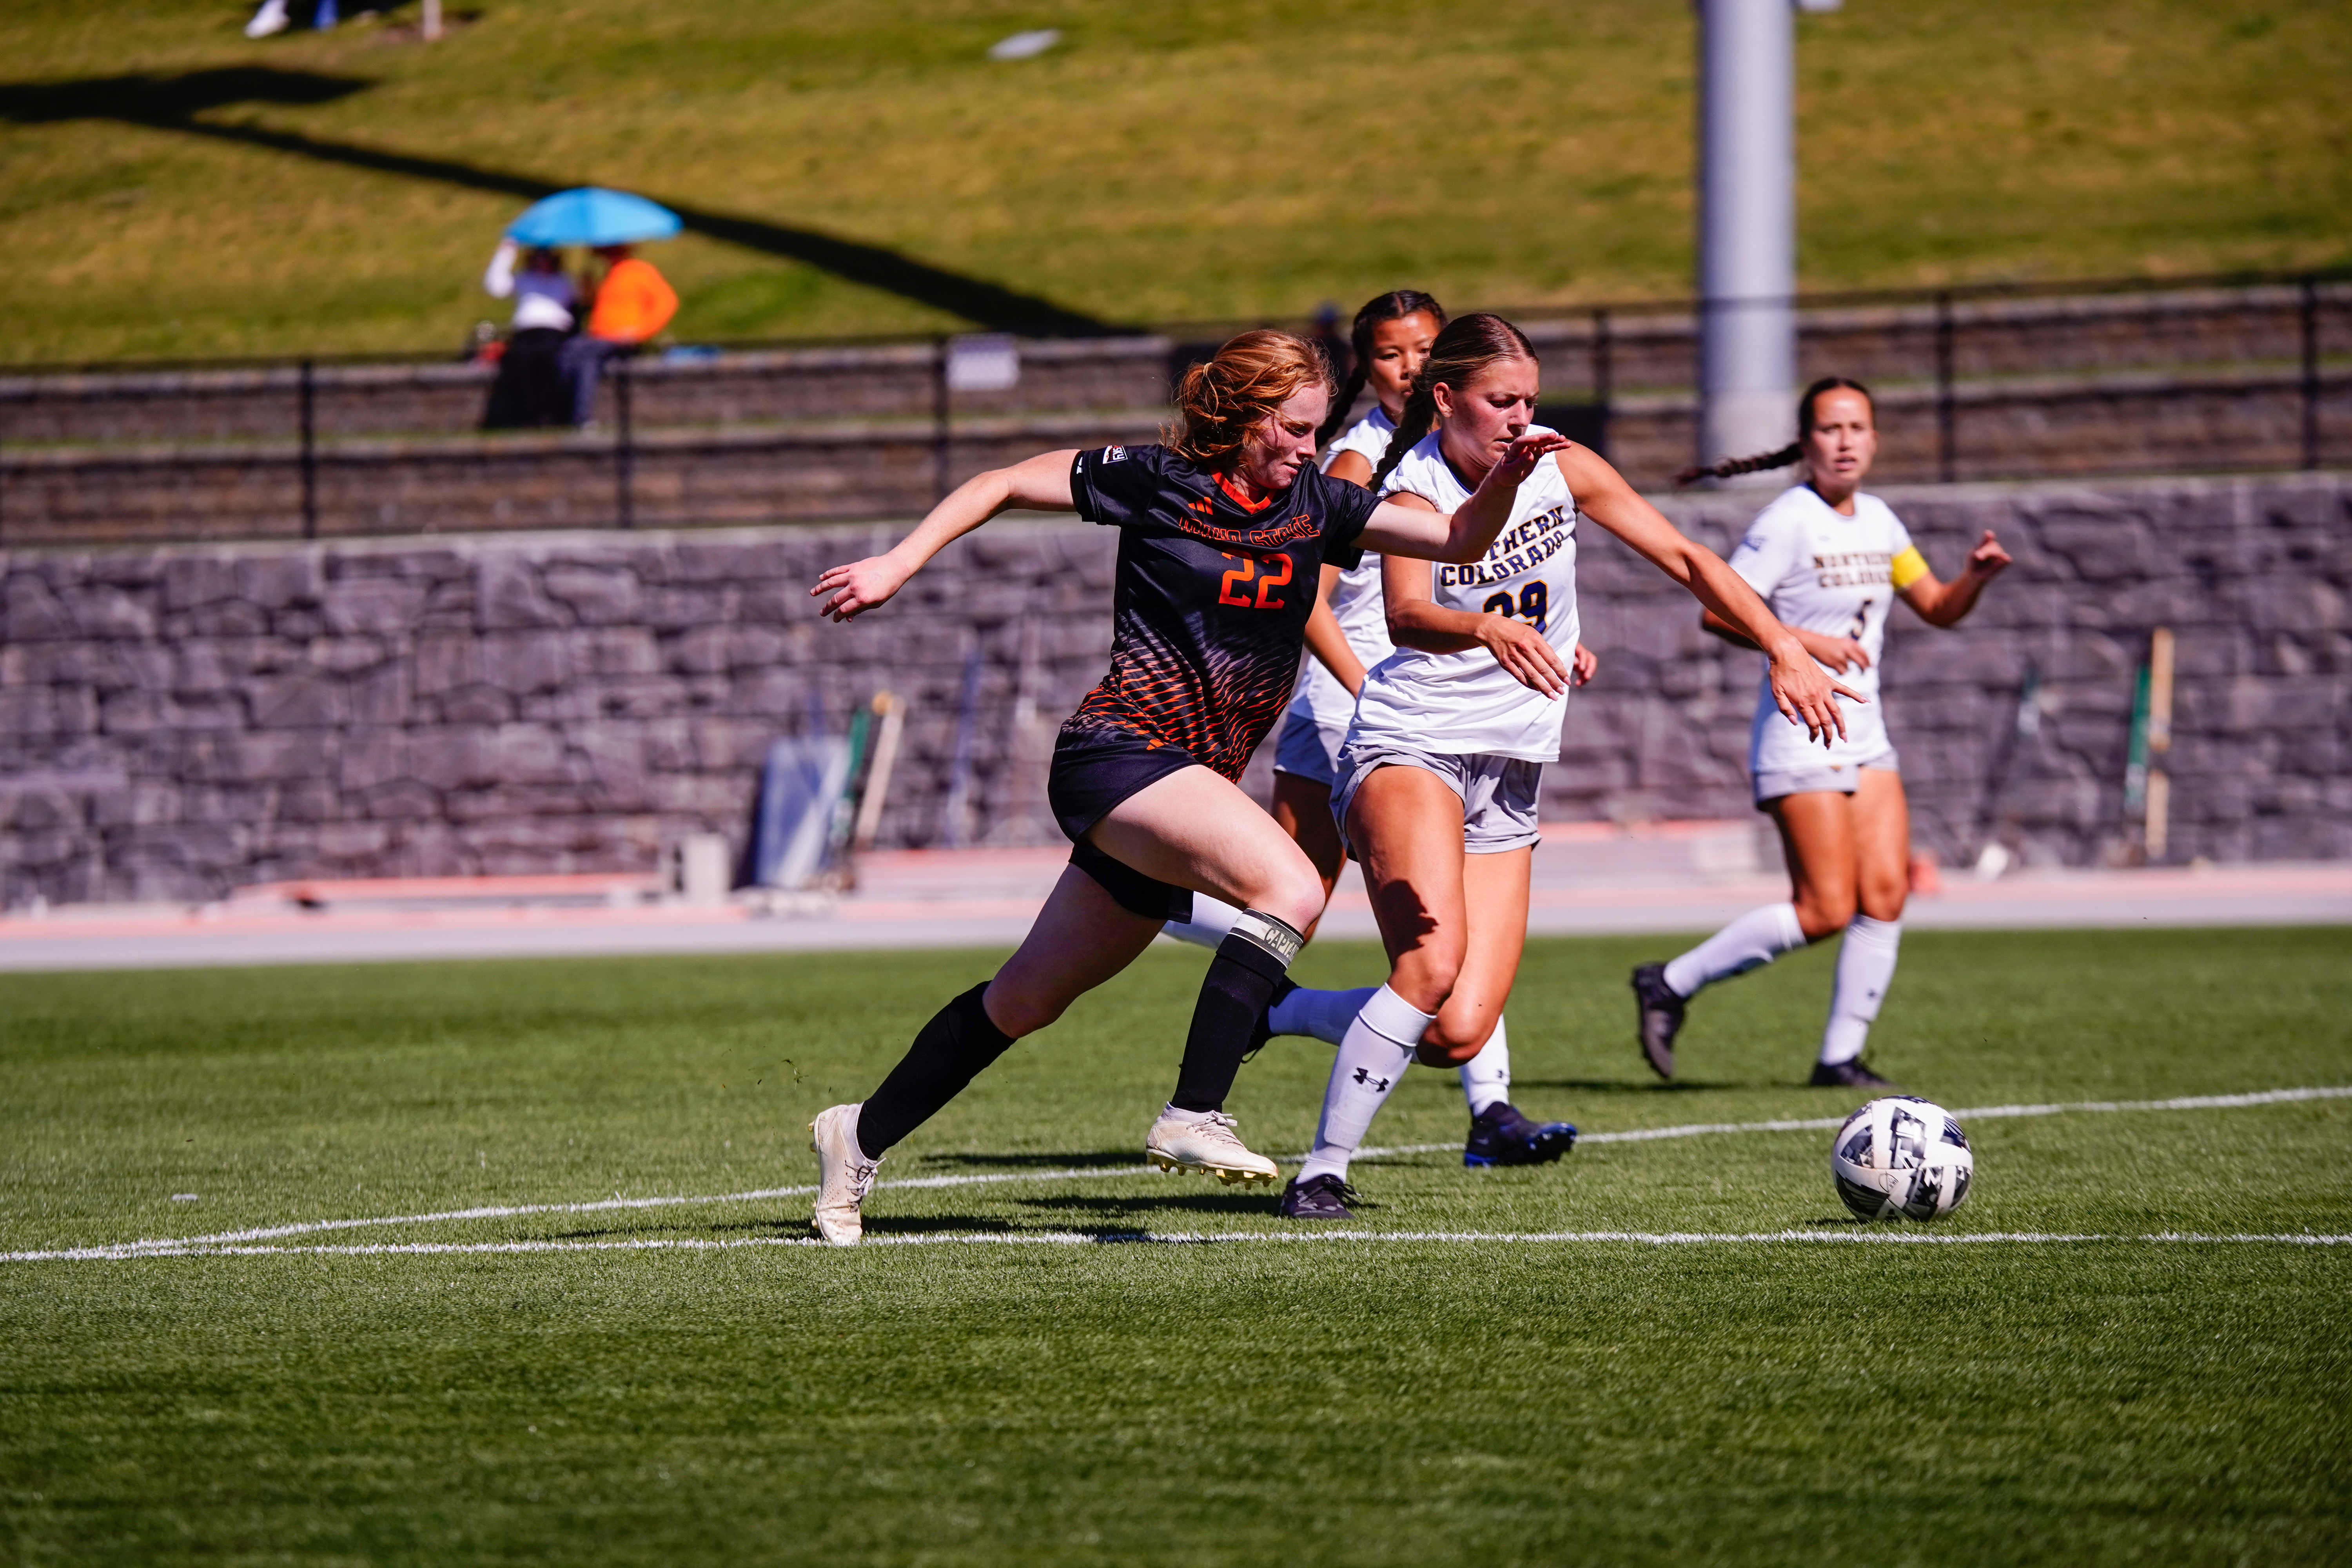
[1675,376,1873,486]
[1368,312,1539,493]
[1316,289,1447,447]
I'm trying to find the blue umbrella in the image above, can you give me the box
[505,188,681,247]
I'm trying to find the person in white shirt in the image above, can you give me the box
[479,238,579,430]
[1160,292,1598,1169]
[1278,316,1853,1220]
[1631,378,2011,1088]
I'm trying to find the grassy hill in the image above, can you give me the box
[1,0,2346,363]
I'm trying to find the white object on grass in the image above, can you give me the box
[1831,1096,1975,1222]
[987,29,1061,61]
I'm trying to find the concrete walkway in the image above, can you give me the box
[1,822,2343,971]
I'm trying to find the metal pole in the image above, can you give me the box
[1936,292,1956,484]
[2302,276,2321,472]
[615,356,635,529]
[298,358,318,539]
[1696,0,1797,476]
[933,336,952,504]
[852,692,905,852]
[2145,626,2175,862]
[1592,307,1613,461]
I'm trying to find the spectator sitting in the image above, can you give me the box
[560,244,679,428]
[480,239,577,429]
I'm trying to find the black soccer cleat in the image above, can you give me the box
[1810,1058,1895,1089]
[1242,976,1299,1062]
[1463,1102,1578,1167]
[1277,1172,1359,1220]
[1630,962,1686,1079]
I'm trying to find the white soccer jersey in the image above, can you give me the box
[1287,407,1399,733]
[1729,485,1929,776]
[1346,428,1580,761]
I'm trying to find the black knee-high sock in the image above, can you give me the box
[856,983,1014,1159]
[1171,911,1303,1112]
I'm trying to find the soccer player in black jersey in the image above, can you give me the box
[802,330,1851,1244]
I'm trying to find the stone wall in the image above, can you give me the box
[0,473,2344,905]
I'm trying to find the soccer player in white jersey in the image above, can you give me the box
[1279,316,1854,1220]
[1161,292,1592,1168]
[1630,378,2010,1088]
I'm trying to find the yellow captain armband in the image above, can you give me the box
[1889,546,1930,590]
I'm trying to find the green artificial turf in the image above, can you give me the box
[2,927,2349,1564]
[1,0,2347,361]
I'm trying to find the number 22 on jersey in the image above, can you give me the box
[1217,552,1293,610]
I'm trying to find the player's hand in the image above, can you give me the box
[1766,637,1864,747]
[1477,615,1571,697]
[1800,630,1872,674]
[1570,642,1598,687]
[811,554,913,622]
[1483,430,1572,490]
[1964,529,2012,580]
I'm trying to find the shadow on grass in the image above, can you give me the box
[861,1214,1018,1235]
[913,1150,1142,1170]
[0,67,1110,334]
[1017,1192,1287,1217]
[1517,1078,1746,1095]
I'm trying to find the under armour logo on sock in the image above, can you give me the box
[1351,1068,1392,1092]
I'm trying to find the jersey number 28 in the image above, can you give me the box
[1483,581,1548,632]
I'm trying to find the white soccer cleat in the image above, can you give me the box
[244,0,290,38]
[1144,1106,1280,1185]
[808,1103,880,1246]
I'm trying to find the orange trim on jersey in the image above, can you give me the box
[1215,473,1276,513]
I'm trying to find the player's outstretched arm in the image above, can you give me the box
[1700,608,1872,676]
[1355,430,1573,564]
[811,449,1079,622]
[1899,529,2012,627]
[1561,446,1860,746]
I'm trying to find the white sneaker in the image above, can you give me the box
[1145,1105,1280,1185]
[243,0,289,38]
[809,1103,880,1246]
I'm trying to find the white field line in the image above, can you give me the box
[9,1230,2350,1264]
[11,1084,2348,1265]
[1368,1083,2352,1158]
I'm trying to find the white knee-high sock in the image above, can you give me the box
[1161,893,1242,950]
[1266,984,1379,1045]
[1662,902,1807,999]
[1296,985,1432,1185]
[1819,915,1902,1065]
[1457,1015,1510,1116]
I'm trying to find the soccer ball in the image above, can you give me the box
[1829,1096,1974,1221]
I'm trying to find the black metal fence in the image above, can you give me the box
[0,270,2344,546]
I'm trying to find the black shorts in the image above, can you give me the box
[1049,726,1198,923]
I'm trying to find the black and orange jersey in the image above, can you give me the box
[1064,443,1381,780]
